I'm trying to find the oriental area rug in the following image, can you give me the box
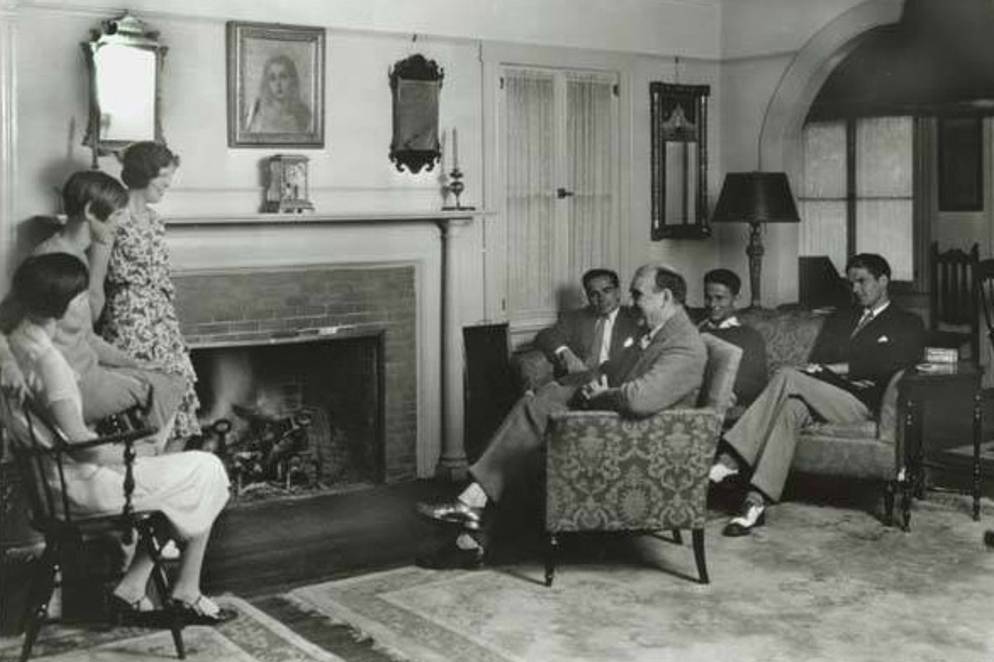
[288,497,994,662]
[0,596,342,662]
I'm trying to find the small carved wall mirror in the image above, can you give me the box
[389,54,443,174]
[82,13,167,161]
[650,82,710,239]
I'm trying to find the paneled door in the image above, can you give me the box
[498,66,620,344]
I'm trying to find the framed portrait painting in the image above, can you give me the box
[227,21,325,148]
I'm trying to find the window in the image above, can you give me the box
[799,116,915,282]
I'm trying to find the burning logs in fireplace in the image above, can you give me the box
[192,404,321,495]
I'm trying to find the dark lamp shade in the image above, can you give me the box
[711,172,801,225]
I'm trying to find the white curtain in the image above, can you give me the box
[800,117,914,281]
[800,120,848,274]
[566,73,618,279]
[505,69,556,317]
[855,116,914,281]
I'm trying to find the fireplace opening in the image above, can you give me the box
[188,332,385,500]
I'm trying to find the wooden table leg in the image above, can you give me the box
[973,388,982,521]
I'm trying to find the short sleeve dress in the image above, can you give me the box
[8,321,228,540]
[101,205,201,442]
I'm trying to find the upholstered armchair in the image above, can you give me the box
[544,334,742,587]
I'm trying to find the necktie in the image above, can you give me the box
[850,308,874,338]
[588,316,607,368]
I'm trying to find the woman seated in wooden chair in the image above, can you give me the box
[6,253,233,624]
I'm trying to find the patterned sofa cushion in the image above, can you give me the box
[738,307,828,376]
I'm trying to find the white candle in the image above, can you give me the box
[452,128,459,170]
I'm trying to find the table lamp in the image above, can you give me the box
[711,172,801,308]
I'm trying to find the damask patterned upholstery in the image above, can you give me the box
[543,335,740,585]
[545,409,722,532]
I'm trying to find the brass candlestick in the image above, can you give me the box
[443,167,467,210]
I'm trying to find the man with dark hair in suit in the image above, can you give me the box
[417,264,707,568]
[699,268,767,407]
[710,253,925,536]
[533,268,643,378]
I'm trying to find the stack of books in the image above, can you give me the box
[916,347,959,374]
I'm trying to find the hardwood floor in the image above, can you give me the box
[203,479,456,597]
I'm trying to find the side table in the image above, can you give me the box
[898,362,982,531]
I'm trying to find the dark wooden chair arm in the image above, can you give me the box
[18,398,159,543]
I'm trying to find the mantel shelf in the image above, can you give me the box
[164,209,494,227]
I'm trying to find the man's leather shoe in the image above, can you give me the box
[722,502,766,537]
[416,499,486,530]
[415,540,484,570]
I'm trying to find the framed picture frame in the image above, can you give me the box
[938,117,983,212]
[226,21,325,148]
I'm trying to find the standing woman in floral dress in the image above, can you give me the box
[98,142,201,447]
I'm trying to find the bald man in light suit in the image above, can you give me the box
[417,264,707,569]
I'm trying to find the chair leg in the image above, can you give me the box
[900,474,913,532]
[544,533,558,588]
[691,529,709,585]
[20,541,59,662]
[883,481,896,527]
[139,521,185,660]
[670,529,683,545]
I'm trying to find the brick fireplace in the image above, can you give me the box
[172,265,418,482]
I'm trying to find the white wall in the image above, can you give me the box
[717,0,906,306]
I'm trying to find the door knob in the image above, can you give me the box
[557,187,574,199]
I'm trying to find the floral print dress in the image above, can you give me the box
[101,206,201,442]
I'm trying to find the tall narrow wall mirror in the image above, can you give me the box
[82,13,167,163]
[389,54,443,174]
[650,82,710,239]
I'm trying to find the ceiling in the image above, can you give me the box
[808,0,994,119]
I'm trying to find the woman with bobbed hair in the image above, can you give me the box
[7,253,232,623]
[99,141,201,447]
[246,53,312,133]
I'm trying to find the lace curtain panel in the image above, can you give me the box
[504,68,618,321]
[505,70,556,317]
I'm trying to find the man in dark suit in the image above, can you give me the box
[698,268,767,407]
[418,264,707,568]
[710,254,925,536]
[533,268,643,378]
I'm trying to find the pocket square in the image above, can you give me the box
[877,335,890,343]
[623,336,635,349]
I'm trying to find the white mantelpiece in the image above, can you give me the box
[164,210,492,480]
[165,210,490,227]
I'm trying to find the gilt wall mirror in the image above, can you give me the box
[82,13,167,162]
[650,82,710,239]
[389,54,443,174]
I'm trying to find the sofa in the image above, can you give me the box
[515,306,907,525]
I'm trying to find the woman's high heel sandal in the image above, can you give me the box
[108,592,157,625]
[170,595,237,626]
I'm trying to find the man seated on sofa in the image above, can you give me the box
[417,264,707,568]
[533,268,643,379]
[709,253,925,537]
[698,268,767,407]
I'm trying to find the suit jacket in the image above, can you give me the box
[809,302,926,413]
[589,307,707,417]
[534,305,643,369]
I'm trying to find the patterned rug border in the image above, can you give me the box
[0,594,347,662]
[288,570,477,662]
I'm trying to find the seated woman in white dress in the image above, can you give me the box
[6,253,233,624]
